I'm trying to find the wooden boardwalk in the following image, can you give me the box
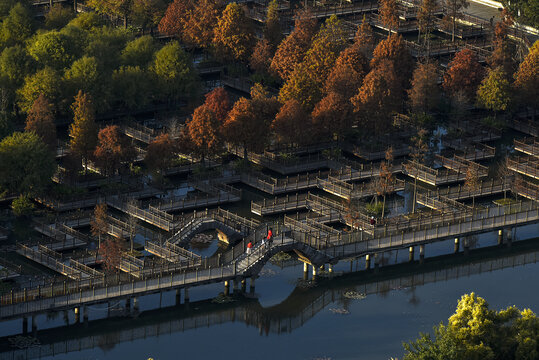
[514,138,539,158]
[402,161,469,186]
[507,156,539,180]
[2,200,539,319]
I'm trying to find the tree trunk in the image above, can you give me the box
[452,16,456,42]
[382,194,386,219]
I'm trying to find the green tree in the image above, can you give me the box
[0,0,18,21]
[0,3,34,48]
[86,0,133,28]
[28,30,75,70]
[64,56,105,110]
[0,45,34,107]
[0,131,55,195]
[111,66,152,110]
[477,67,511,114]
[45,4,74,30]
[69,91,98,173]
[279,62,323,111]
[11,194,34,217]
[264,0,282,50]
[121,35,157,67]
[502,0,539,28]
[151,41,198,102]
[18,67,63,113]
[402,293,539,360]
[84,27,131,72]
[67,12,104,31]
[212,3,254,62]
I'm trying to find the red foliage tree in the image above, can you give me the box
[184,0,223,48]
[145,133,176,174]
[271,99,310,146]
[99,237,123,272]
[311,92,353,141]
[269,9,317,81]
[371,34,414,88]
[443,49,485,102]
[204,87,231,125]
[93,125,133,176]
[186,104,222,163]
[325,45,369,99]
[25,94,57,151]
[158,0,193,39]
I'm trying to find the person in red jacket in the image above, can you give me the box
[247,241,253,254]
[266,228,273,247]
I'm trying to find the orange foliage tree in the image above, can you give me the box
[311,92,353,141]
[69,91,98,174]
[352,59,401,135]
[379,0,399,35]
[204,87,231,125]
[443,49,485,102]
[278,62,322,111]
[270,9,317,81]
[25,94,57,151]
[184,0,223,48]
[186,104,222,163]
[354,16,375,56]
[371,34,414,89]
[271,99,309,146]
[212,3,254,62]
[513,40,538,111]
[408,61,440,112]
[325,44,369,99]
[157,0,193,39]
[250,39,275,74]
[489,11,516,77]
[145,133,176,175]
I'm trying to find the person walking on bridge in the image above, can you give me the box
[267,228,273,247]
[247,241,253,254]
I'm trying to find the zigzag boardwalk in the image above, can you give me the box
[1,200,539,319]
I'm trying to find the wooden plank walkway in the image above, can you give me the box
[514,138,539,158]
[507,156,539,180]
[402,161,468,186]
[2,201,539,319]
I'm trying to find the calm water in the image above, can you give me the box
[0,223,538,360]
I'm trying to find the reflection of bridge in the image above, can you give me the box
[2,240,539,360]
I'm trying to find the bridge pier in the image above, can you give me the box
[133,297,139,312]
[374,253,380,272]
[498,229,503,245]
[125,298,131,312]
[184,287,190,303]
[175,289,181,305]
[83,306,88,325]
[22,317,27,334]
[241,279,246,293]
[224,281,230,296]
[74,307,80,323]
[365,254,371,270]
[463,238,470,256]
[419,244,425,263]
[303,262,309,280]
[31,316,37,334]
[454,238,460,253]
[250,277,256,292]
[328,264,333,275]
[409,247,414,262]
[312,265,318,280]
[507,229,513,248]
[233,279,239,293]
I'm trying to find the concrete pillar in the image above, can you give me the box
[184,287,190,303]
[328,264,333,274]
[125,298,131,311]
[498,229,503,245]
[507,229,512,247]
[241,279,246,293]
[175,289,181,305]
[312,265,318,279]
[454,238,460,253]
[250,277,255,292]
[419,244,425,263]
[31,316,37,334]
[74,307,80,323]
[83,306,88,324]
[133,297,139,312]
[22,317,28,334]
[463,238,470,255]
[409,246,414,262]
[303,262,309,280]
[224,281,230,296]
[374,253,380,272]
[365,254,371,270]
